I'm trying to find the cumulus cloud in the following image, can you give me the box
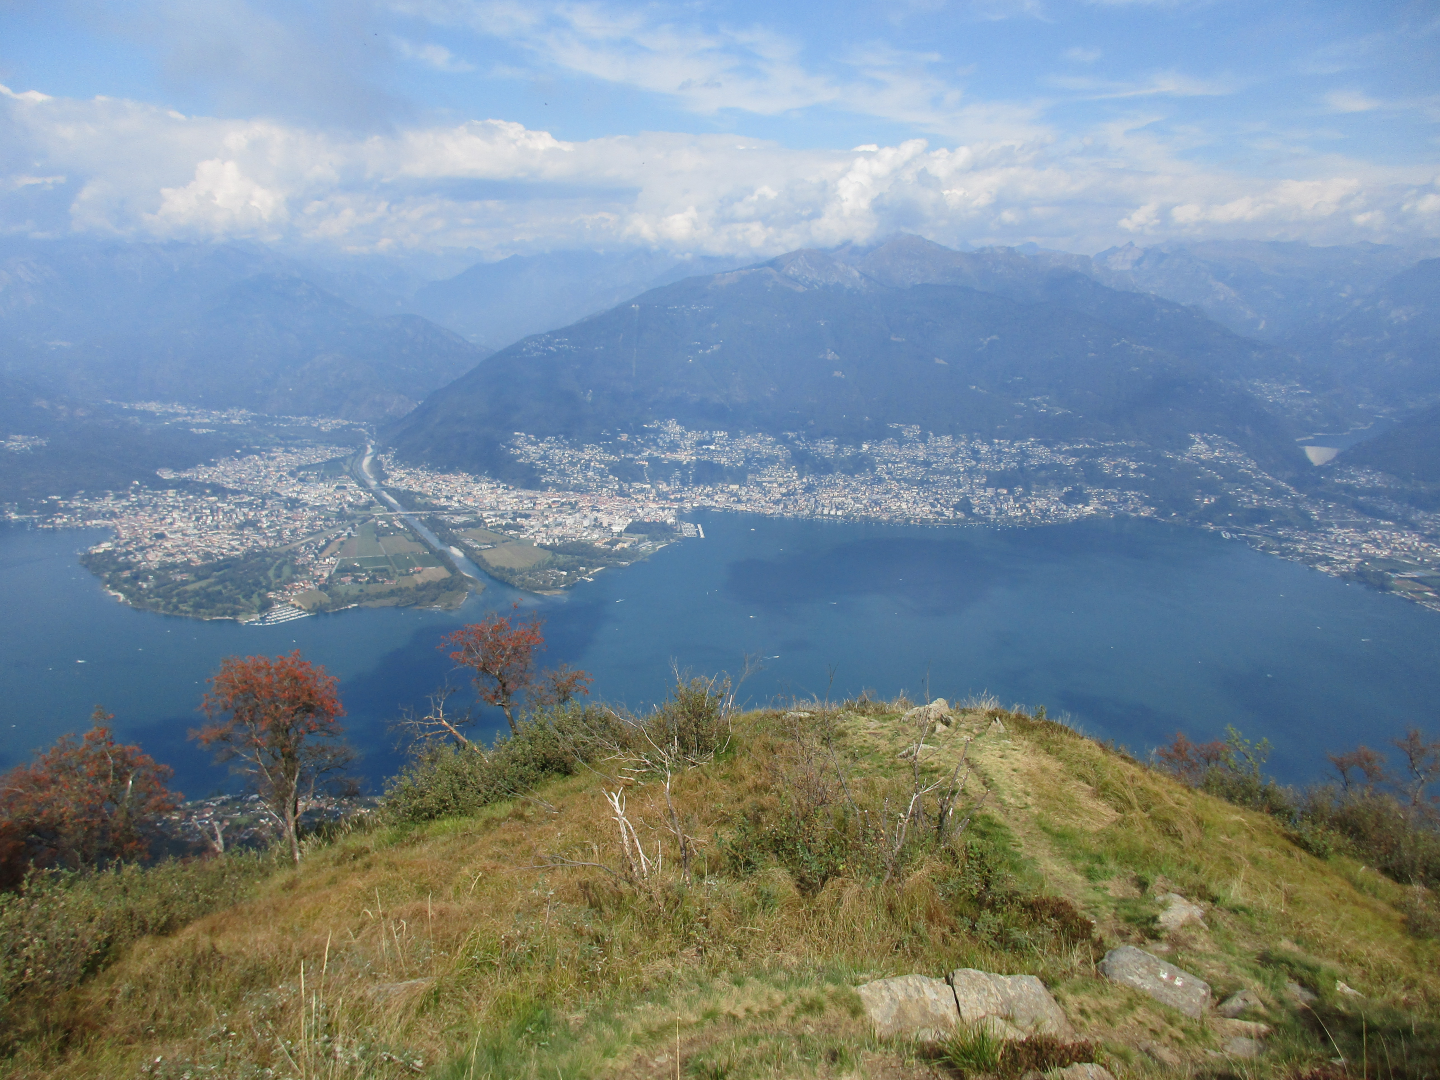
[2,81,1437,258]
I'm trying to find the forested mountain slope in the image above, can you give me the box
[389,247,1307,480]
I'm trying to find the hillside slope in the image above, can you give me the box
[0,241,485,422]
[410,249,748,352]
[1341,401,1440,485]
[1308,259,1440,409]
[1090,240,1431,341]
[6,700,1435,1079]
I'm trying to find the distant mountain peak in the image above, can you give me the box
[769,250,873,291]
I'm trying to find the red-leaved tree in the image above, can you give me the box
[530,664,595,710]
[0,707,179,885]
[193,651,353,864]
[441,604,548,734]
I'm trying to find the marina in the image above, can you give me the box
[248,603,312,627]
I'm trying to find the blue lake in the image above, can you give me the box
[3,512,1438,793]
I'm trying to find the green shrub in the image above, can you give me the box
[640,673,733,764]
[0,852,273,1029]
[384,674,736,825]
[382,703,620,823]
[1302,787,1440,888]
[938,1026,1100,1079]
[941,1023,1003,1074]
[1157,726,1440,892]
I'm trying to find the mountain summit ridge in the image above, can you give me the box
[386,237,1306,481]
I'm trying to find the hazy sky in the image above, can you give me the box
[2,0,1437,260]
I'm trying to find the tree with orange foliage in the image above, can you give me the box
[0,707,178,884]
[440,604,549,734]
[530,664,595,711]
[193,651,353,865]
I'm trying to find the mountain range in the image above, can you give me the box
[387,239,1311,482]
[1090,238,1439,341]
[407,249,748,352]
[2,233,1437,496]
[0,241,483,422]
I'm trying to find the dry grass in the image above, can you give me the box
[4,703,1438,1080]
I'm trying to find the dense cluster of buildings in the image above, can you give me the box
[35,446,356,571]
[379,459,686,546]
[8,412,1439,615]
[510,424,1113,527]
[115,400,362,434]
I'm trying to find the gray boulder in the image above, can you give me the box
[1221,1036,1264,1058]
[1053,1067,1116,1080]
[1156,892,1207,933]
[1215,1018,1271,1039]
[1285,980,1318,1006]
[897,743,938,760]
[901,698,953,728]
[948,969,1075,1039]
[855,975,960,1042]
[1216,988,1263,1018]
[1099,946,1212,1018]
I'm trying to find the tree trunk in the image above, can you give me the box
[285,799,300,864]
[502,700,518,735]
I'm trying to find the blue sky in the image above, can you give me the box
[2,0,1437,260]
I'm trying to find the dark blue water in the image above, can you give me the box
[3,512,1439,794]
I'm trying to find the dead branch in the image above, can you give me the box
[393,685,476,749]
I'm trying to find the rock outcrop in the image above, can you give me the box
[855,968,1073,1043]
[1098,946,1212,1017]
[1216,989,1263,1018]
[1156,892,1207,933]
[1285,980,1319,1006]
[901,698,953,728]
[855,975,962,1041]
[948,969,1075,1040]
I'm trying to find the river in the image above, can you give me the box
[3,512,1439,794]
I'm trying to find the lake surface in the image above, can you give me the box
[3,512,1438,793]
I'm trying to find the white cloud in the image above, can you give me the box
[2,81,1437,258]
[8,173,65,190]
[0,84,52,103]
[1064,47,1102,63]
[1324,89,1383,114]
[150,158,289,234]
[1048,71,1239,99]
[394,38,476,72]
[403,1,1049,142]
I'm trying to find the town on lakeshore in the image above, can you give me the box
[6,401,1439,619]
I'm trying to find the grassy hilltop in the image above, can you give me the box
[2,694,1437,1080]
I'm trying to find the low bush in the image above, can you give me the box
[0,852,273,1037]
[1300,786,1440,887]
[382,702,619,823]
[1156,725,1440,893]
[634,673,733,765]
[938,1028,1099,1079]
[384,672,736,824]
